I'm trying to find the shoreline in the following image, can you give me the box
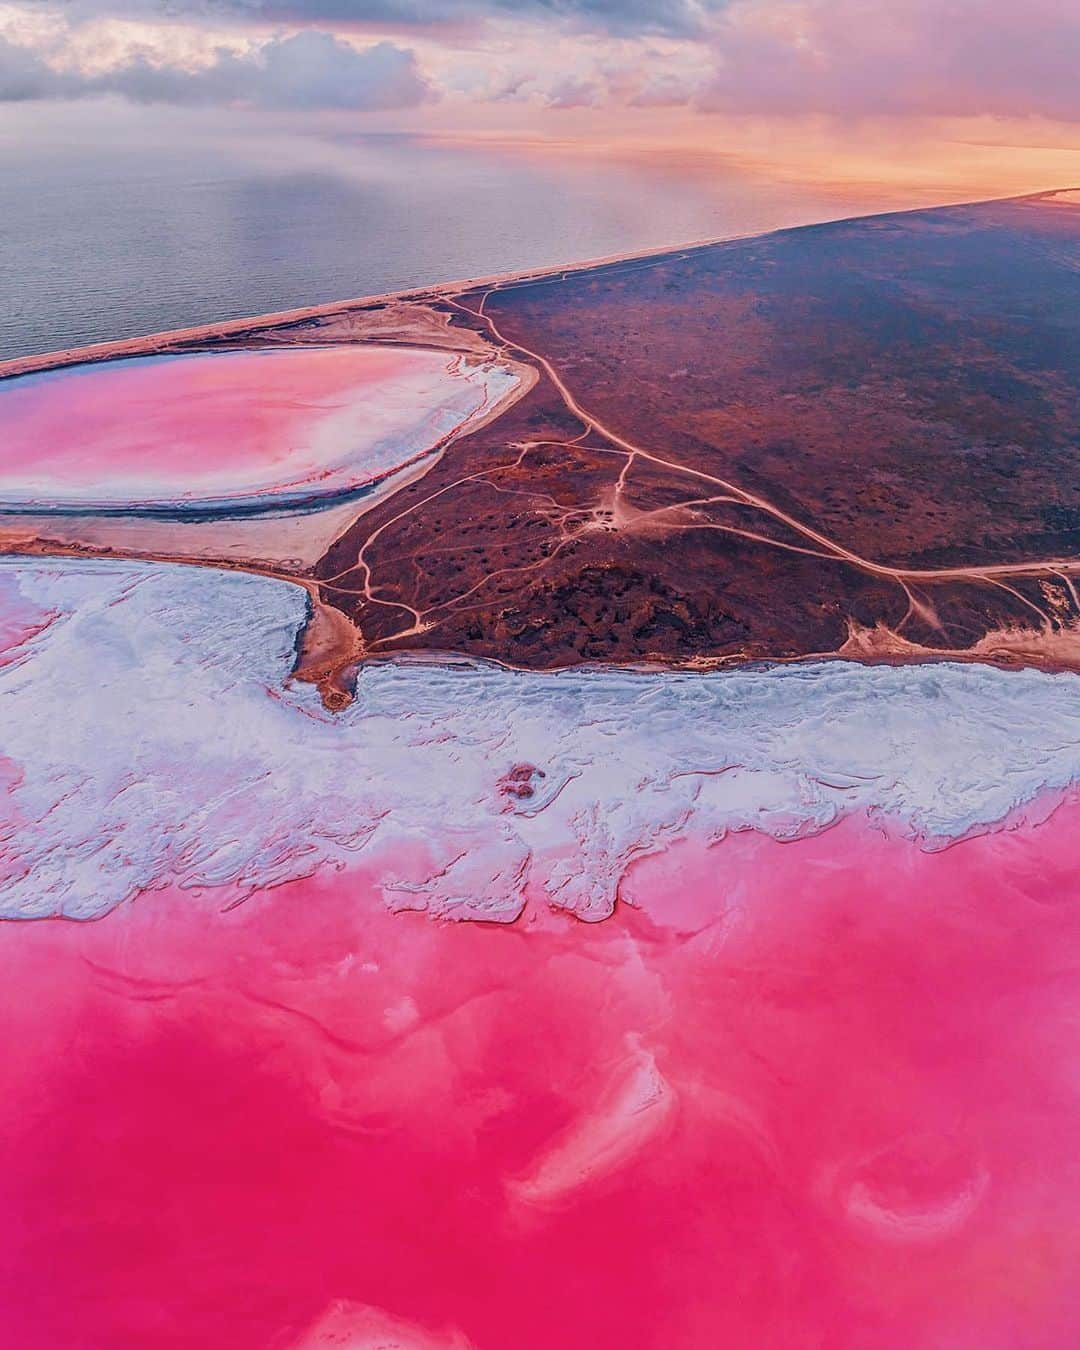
[1,189,1066,382]
[0,342,536,520]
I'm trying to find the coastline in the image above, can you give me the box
[2,188,1064,382]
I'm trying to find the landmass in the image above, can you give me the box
[4,189,1080,695]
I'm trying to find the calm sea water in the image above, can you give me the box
[1,133,871,360]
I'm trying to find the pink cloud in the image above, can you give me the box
[697,0,1080,121]
[544,75,602,109]
[629,72,703,107]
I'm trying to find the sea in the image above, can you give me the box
[1,131,885,361]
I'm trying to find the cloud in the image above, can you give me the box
[0,37,70,100]
[7,0,1080,126]
[629,72,701,107]
[0,29,434,109]
[543,74,601,108]
[697,0,1080,122]
[489,73,532,101]
[39,0,722,39]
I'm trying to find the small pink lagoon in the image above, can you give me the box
[0,345,518,511]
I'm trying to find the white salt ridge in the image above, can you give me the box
[1,558,1079,922]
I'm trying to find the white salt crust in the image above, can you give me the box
[1,559,1079,921]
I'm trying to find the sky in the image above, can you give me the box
[2,0,1080,197]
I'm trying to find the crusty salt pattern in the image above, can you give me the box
[1,557,1078,921]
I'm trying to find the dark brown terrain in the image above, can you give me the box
[313,191,1080,670]
[4,190,1080,681]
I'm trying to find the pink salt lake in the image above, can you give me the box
[0,346,515,510]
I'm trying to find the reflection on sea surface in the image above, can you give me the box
[0,132,864,361]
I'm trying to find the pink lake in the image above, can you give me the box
[3,808,1080,1348]
[0,346,518,509]
[2,559,1080,1346]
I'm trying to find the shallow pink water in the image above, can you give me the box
[0,571,56,667]
[2,806,1079,1347]
[0,347,497,505]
